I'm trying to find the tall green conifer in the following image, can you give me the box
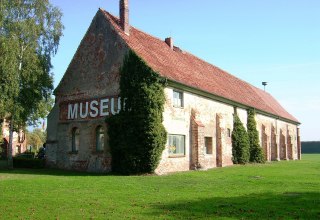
[247,109,265,163]
[232,114,250,164]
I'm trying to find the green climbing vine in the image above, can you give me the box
[106,50,167,174]
[247,109,265,163]
[232,114,250,164]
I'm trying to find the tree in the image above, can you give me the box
[232,114,250,164]
[0,0,63,167]
[247,109,265,163]
[26,128,46,151]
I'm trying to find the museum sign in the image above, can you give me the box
[59,96,122,121]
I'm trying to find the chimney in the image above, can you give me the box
[165,37,173,50]
[120,0,130,35]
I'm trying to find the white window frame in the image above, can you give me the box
[168,134,185,156]
[71,127,80,152]
[227,128,231,137]
[96,126,105,152]
[173,90,184,108]
[205,137,213,154]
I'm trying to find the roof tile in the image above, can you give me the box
[101,10,298,123]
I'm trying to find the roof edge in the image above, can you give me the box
[54,9,105,96]
[167,79,300,125]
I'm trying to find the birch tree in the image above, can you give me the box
[0,0,63,167]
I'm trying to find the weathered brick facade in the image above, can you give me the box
[46,3,300,174]
[1,119,27,158]
[155,88,300,174]
[47,9,129,172]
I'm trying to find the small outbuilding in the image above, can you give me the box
[1,119,27,158]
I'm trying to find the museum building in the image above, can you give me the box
[46,0,301,174]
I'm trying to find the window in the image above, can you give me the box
[71,128,80,152]
[173,90,183,107]
[205,137,212,154]
[96,126,105,152]
[168,134,185,156]
[15,146,21,154]
[227,128,231,137]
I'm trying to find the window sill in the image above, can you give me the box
[169,155,185,158]
[173,105,184,109]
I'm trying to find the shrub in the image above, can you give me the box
[247,109,265,163]
[0,122,3,146]
[107,50,167,174]
[15,152,35,159]
[0,121,3,157]
[0,143,3,158]
[0,159,6,168]
[232,114,250,164]
[13,157,45,168]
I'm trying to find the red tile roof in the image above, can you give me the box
[101,10,299,123]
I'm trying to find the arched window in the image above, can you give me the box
[72,128,80,152]
[96,126,105,151]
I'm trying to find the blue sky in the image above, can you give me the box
[50,0,320,141]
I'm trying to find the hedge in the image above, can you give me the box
[13,157,45,169]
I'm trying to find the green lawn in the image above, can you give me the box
[0,155,319,220]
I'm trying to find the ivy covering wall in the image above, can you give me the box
[106,50,167,174]
[232,114,250,164]
[247,109,265,163]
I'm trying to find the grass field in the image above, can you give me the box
[0,155,319,220]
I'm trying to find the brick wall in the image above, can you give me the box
[156,87,300,174]
[1,119,27,157]
[156,87,235,174]
[46,10,128,172]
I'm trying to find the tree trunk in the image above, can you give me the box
[7,118,13,169]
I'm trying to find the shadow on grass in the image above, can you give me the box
[0,162,157,177]
[148,192,320,219]
[0,166,112,177]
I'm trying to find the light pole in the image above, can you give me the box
[262,82,268,91]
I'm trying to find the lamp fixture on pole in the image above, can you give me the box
[262,82,267,91]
